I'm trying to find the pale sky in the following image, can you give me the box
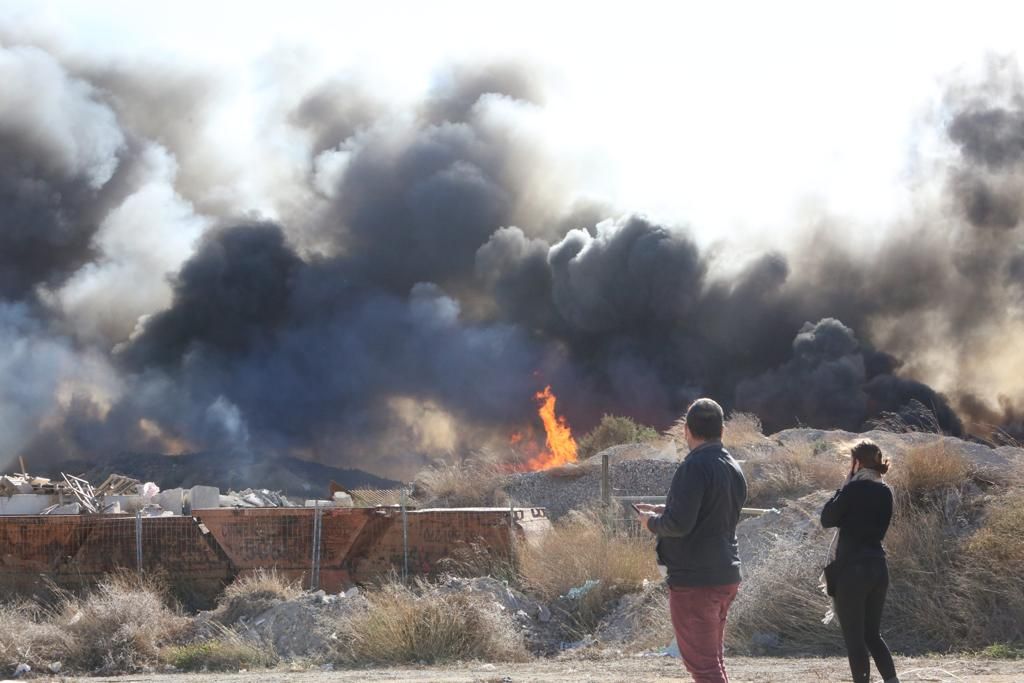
[4,0,1024,245]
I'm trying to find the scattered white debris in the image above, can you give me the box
[220,488,299,508]
[564,579,600,600]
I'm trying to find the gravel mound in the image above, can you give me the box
[581,441,678,466]
[505,458,681,519]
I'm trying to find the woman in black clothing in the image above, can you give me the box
[821,440,900,683]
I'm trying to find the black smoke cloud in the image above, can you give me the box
[4,38,1024,477]
[0,42,133,299]
[120,223,302,370]
[104,222,544,473]
[735,319,963,435]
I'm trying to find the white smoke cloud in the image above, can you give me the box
[0,43,123,186]
[51,144,209,342]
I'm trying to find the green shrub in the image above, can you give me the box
[577,415,659,460]
[164,631,276,672]
[981,643,1024,659]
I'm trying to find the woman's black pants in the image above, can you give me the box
[833,557,898,683]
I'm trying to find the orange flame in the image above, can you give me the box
[519,385,578,471]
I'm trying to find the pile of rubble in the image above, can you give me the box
[436,576,563,653]
[0,473,64,496]
[219,489,301,508]
[195,587,369,658]
[1,469,356,516]
[0,468,223,517]
[0,463,406,517]
[197,575,568,659]
[0,471,132,515]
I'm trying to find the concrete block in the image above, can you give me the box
[105,494,144,513]
[154,488,184,515]
[0,494,59,515]
[189,485,220,511]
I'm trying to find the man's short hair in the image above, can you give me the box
[685,398,724,440]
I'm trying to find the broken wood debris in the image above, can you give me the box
[95,473,142,497]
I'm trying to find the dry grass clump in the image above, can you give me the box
[163,623,277,672]
[222,568,302,603]
[0,602,73,676]
[597,584,673,652]
[666,411,767,451]
[965,492,1024,568]
[415,451,510,507]
[517,512,659,601]
[959,492,1024,644]
[1,574,186,675]
[722,412,769,449]
[744,444,844,508]
[889,441,972,499]
[882,497,965,650]
[881,441,993,649]
[727,532,841,654]
[215,568,302,626]
[883,481,1023,650]
[331,579,527,665]
[56,572,188,673]
[867,399,944,434]
[436,540,518,584]
[517,511,659,632]
[1009,455,1024,487]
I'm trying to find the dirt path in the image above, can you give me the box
[69,655,1022,682]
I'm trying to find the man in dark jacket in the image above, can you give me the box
[636,398,747,683]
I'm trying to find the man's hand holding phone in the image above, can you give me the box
[633,502,664,531]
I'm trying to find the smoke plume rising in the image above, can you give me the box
[3,31,1024,477]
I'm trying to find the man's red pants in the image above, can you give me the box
[668,583,740,683]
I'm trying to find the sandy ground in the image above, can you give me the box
[62,655,1023,682]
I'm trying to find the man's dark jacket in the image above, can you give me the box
[649,440,747,587]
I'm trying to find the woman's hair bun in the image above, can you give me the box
[850,439,890,474]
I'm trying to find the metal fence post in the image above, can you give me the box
[508,498,518,569]
[135,510,143,574]
[601,452,611,507]
[401,486,409,583]
[310,503,323,591]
